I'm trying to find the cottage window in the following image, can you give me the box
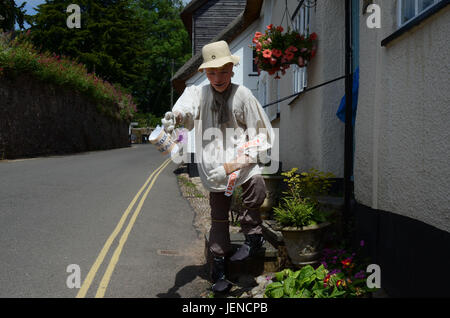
[398,0,443,27]
[292,4,310,94]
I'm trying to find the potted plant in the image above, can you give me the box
[252,24,318,78]
[273,168,335,266]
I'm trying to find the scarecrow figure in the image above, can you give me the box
[162,41,275,293]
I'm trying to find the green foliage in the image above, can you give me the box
[264,264,373,298]
[0,0,29,32]
[282,167,335,204]
[273,167,335,228]
[0,31,136,121]
[26,0,191,117]
[29,0,148,90]
[130,0,191,115]
[133,112,162,128]
[273,197,315,228]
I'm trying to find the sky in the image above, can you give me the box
[15,0,192,29]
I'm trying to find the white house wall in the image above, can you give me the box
[259,0,346,177]
[356,1,450,231]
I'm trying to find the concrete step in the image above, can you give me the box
[204,232,279,282]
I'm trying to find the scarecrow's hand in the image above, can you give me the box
[207,166,227,184]
[161,111,175,133]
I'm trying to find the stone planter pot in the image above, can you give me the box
[280,222,331,266]
[260,174,284,220]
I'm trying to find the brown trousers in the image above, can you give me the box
[209,174,266,257]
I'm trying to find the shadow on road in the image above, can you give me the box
[156,263,210,298]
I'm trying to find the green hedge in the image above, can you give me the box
[0,31,136,121]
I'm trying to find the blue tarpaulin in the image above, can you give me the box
[337,67,359,126]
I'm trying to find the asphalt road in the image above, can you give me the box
[0,144,208,298]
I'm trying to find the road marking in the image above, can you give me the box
[94,158,172,298]
[76,157,171,298]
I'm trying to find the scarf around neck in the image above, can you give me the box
[211,83,233,126]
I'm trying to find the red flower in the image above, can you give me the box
[276,26,284,32]
[284,51,294,61]
[310,32,318,41]
[341,258,352,268]
[271,48,282,58]
[270,57,277,65]
[286,45,298,53]
[255,42,262,51]
[323,274,332,288]
[262,49,272,58]
[267,24,273,30]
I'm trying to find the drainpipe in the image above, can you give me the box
[344,0,354,240]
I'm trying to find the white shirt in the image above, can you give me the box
[172,83,274,192]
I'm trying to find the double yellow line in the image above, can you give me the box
[76,157,172,298]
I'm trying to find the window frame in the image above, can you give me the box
[398,0,442,27]
[291,3,310,95]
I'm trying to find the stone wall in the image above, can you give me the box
[0,74,130,159]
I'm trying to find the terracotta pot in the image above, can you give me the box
[280,222,331,266]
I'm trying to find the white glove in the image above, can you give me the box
[161,111,175,133]
[207,166,227,184]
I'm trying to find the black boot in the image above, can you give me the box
[211,256,232,293]
[229,234,265,262]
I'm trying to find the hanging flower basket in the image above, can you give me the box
[252,24,318,79]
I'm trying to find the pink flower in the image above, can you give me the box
[262,49,272,58]
[271,48,282,58]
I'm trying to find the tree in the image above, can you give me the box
[130,0,191,115]
[0,0,29,31]
[22,0,191,117]
[29,0,148,90]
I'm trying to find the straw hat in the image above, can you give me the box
[198,40,240,71]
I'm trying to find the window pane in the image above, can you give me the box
[401,0,416,24]
[252,50,258,73]
[418,0,436,12]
